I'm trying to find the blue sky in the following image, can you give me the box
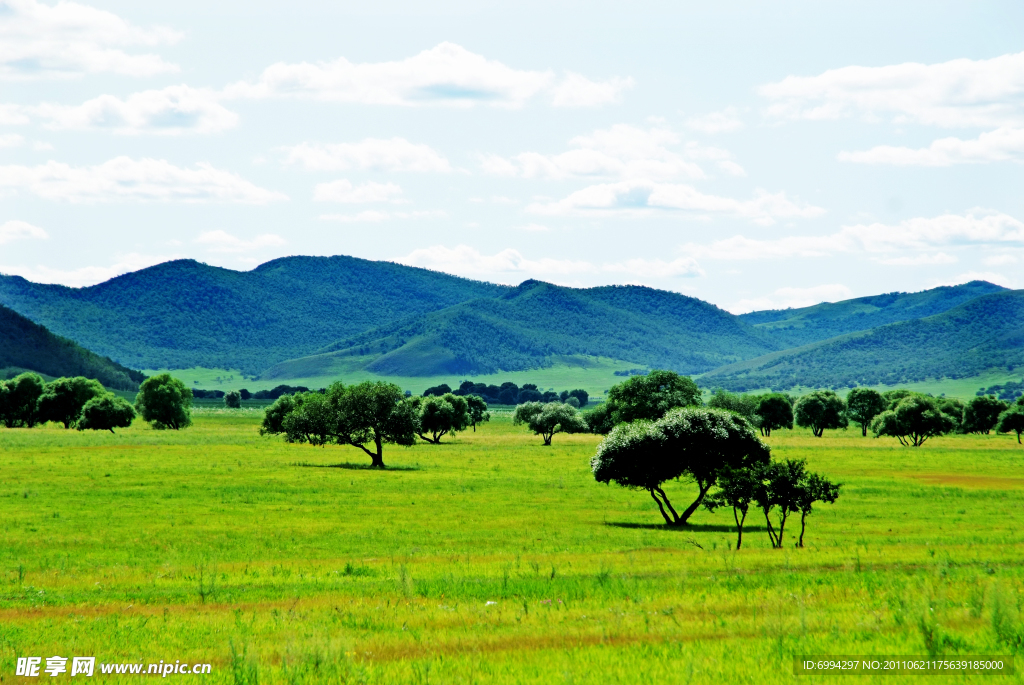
[1,0,1022,312]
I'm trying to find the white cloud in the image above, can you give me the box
[0,0,181,80]
[0,219,48,244]
[194,230,286,253]
[225,42,630,108]
[874,252,958,266]
[527,180,824,225]
[686,106,744,133]
[760,52,1024,128]
[730,284,853,314]
[0,134,24,147]
[517,223,550,232]
[839,127,1024,166]
[32,85,238,135]
[313,179,403,203]
[0,157,288,203]
[395,244,702,284]
[0,104,30,124]
[0,252,172,287]
[319,209,446,223]
[281,138,451,172]
[984,253,1019,266]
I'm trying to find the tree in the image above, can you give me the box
[795,472,841,547]
[703,465,759,549]
[562,389,589,408]
[605,370,702,424]
[592,407,771,526]
[963,395,1009,434]
[0,373,45,428]
[465,395,490,432]
[423,384,452,397]
[135,373,193,430]
[260,394,297,435]
[753,459,805,549]
[871,394,955,447]
[794,390,847,437]
[845,387,886,437]
[937,397,966,433]
[36,376,105,429]
[584,402,616,435]
[707,391,757,420]
[77,394,136,433]
[224,390,242,408]
[754,394,793,437]
[565,396,580,408]
[416,393,470,443]
[513,401,589,445]
[997,405,1024,444]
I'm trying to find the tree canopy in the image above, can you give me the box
[963,395,1009,434]
[0,372,45,428]
[416,393,470,443]
[605,369,702,426]
[135,373,193,430]
[846,387,886,437]
[997,404,1024,444]
[77,394,136,433]
[871,394,955,447]
[592,407,770,526]
[465,395,490,432]
[754,394,793,437]
[794,390,847,437]
[36,376,106,429]
[513,401,589,445]
[224,390,242,408]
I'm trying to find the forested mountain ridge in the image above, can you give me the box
[701,289,1024,391]
[263,280,783,378]
[0,305,144,389]
[737,280,1006,347]
[0,256,507,374]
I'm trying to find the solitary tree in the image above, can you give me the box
[416,393,470,443]
[224,390,242,408]
[77,394,136,433]
[795,472,842,547]
[794,390,847,437]
[703,465,760,549]
[592,407,771,526]
[754,394,794,437]
[845,387,886,437]
[605,370,702,424]
[36,376,105,428]
[514,401,589,445]
[0,373,46,428]
[465,395,490,432]
[135,373,193,430]
[871,394,955,447]
[753,458,806,548]
[997,403,1024,444]
[963,395,1009,434]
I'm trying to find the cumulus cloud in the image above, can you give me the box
[281,138,451,172]
[874,253,958,266]
[194,230,286,253]
[686,106,745,133]
[225,42,630,108]
[0,219,48,244]
[839,127,1024,166]
[319,209,445,223]
[395,244,702,283]
[0,0,181,80]
[527,180,824,226]
[0,157,288,203]
[0,134,24,147]
[0,252,172,287]
[730,284,853,314]
[32,85,238,134]
[760,52,1024,128]
[313,179,404,203]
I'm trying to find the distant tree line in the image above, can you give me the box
[191,385,310,401]
[423,381,588,408]
[977,379,1023,402]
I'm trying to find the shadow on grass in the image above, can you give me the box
[292,461,421,472]
[605,521,766,533]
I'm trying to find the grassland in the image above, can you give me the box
[2,413,1024,683]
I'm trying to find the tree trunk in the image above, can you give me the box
[649,489,674,525]
[763,509,779,548]
[861,424,867,437]
[676,483,711,525]
[371,435,386,469]
[733,506,747,550]
[799,511,808,547]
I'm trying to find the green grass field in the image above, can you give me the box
[2,412,1024,683]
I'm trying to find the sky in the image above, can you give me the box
[1,0,1022,313]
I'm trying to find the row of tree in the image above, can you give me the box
[424,381,589,408]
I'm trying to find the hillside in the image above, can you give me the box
[263,280,782,378]
[0,256,506,375]
[701,289,1024,391]
[738,280,1006,347]
[0,305,144,390]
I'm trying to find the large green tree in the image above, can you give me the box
[707,391,757,420]
[37,377,106,429]
[513,401,588,446]
[135,373,193,430]
[963,395,1009,434]
[465,395,490,432]
[591,407,770,526]
[77,394,136,433]
[871,394,955,447]
[416,393,470,443]
[794,390,847,437]
[997,403,1024,444]
[605,370,702,424]
[845,387,886,437]
[0,373,45,428]
[754,394,793,437]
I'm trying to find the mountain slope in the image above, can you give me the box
[0,256,506,374]
[739,280,1006,347]
[263,280,782,378]
[701,289,1024,391]
[0,305,144,389]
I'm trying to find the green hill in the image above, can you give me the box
[0,256,505,375]
[738,280,1006,347]
[263,280,782,378]
[0,305,144,390]
[701,289,1024,391]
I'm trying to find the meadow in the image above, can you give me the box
[1,412,1024,683]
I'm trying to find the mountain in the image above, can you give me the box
[0,305,144,390]
[262,280,782,378]
[0,256,506,375]
[701,289,1024,391]
[738,280,1007,347]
